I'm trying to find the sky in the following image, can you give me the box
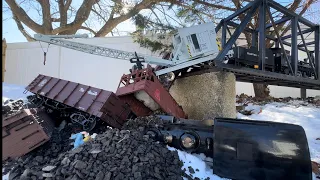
[2,16,136,43]
[2,0,320,43]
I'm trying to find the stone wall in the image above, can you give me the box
[169,71,236,120]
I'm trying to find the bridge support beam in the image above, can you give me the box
[169,71,236,120]
[315,25,320,81]
[258,0,266,71]
[291,16,298,76]
[300,88,306,99]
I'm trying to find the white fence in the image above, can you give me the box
[4,36,320,98]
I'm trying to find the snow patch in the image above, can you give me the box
[2,168,9,180]
[2,82,32,102]
[167,146,225,180]
[243,103,263,114]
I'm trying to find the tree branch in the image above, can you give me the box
[65,0,72,10]
[174,1,214,19]
[58,0,68,26]
[5,0,44,33]
[53,0,99,35]
[276,0,302,32]
[36,0,53,33]
[80,26,97,35]
[150,7,162,24]
[280,0,314,37]
[155,5,185,26]
[193,0,237,11]
[232,0,255,29]
[91,8,108,23]
[12,14,35,42]
[95,0,160,37]
[51,18,61,22]
[109,0,122,19]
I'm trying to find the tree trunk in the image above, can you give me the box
[253,83,270,99]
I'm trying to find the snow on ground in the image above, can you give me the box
[167,146,224,180]
[2,82,32,103]
[2,169,9,180]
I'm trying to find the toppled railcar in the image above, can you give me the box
[2,108,55,161]
[147,116,312,180]
[116,65,187,118]
[25,74,135,130]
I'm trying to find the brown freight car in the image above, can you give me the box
[25,74,135,130]
[116,65,187,118]
[2,108,55,161]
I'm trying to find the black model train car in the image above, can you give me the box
[226,46,315,78]
[226,46,274,71]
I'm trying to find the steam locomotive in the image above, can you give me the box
[225,46,315,78]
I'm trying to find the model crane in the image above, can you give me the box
[34,22,221,78]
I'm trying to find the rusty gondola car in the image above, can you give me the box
[25,74,135,131]
[2,108,55,161]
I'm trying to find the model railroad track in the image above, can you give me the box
[173,62,320,90]
[216,62,320,90]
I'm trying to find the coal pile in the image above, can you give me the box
[122,115,164,130]
[4,116,185,180]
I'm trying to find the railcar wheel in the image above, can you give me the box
[284,68,290,75]
[82,118,97,132]
[297,71,302,77]
[302,72,308,78]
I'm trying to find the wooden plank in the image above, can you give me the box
[2,39,7,82]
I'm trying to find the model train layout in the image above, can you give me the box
[2,0,319,179]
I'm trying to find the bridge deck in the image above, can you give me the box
[178,63,320,90]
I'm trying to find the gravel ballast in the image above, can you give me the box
[3,116,185,180]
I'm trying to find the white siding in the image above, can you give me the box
[5,45,60,85]
[4,36,320,98]
[5,36,156,92]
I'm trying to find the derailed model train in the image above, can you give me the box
[21,68,313,180]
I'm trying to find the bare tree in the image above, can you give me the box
[3,0,182,41]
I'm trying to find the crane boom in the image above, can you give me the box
[34,34,173,67]
[33,22,220,76]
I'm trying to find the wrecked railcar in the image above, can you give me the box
[116,65,187,118]
[2,108,55,161]
[25,74,135,131]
